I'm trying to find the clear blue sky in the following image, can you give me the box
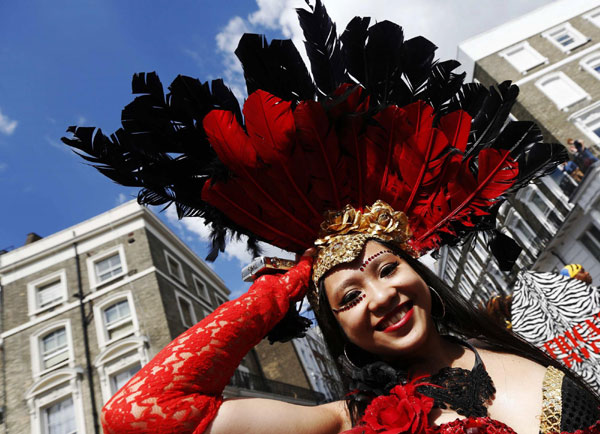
[0,0,557,297]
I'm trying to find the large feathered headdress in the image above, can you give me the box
[62,1,565,286]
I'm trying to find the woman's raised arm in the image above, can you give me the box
[101,255,347,434]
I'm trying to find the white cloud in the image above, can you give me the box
[215,0,556,98]
[76,115,87,125]
[0,108,17,135]
[0,162,7,172]
[116,193,128,205]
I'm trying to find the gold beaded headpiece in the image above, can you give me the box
[312,200,416,286]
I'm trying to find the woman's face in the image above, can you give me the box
[323,241,434,359]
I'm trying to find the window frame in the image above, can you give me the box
[579,224,600,259]
[569,101,600,146]
[521,185,564,233]
[27,270,68,317]
[30,320,74,379]
[175,292,197,328]
[93,291,140,349]
[535,71,590,111]
[580,52,600,81]
[86,244,128,289]
[164,250,186,284]
[542,22,589,53]
[25,368,86,434]
[94,336,149,403]
[192,275,210,300]
[505,209,537,252]
[583,8,600,28]
[498,41,548,74]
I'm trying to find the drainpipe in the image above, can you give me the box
[0,281,7,432]
[73,239,100,434]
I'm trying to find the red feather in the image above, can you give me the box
[437,110,471,153]
[243,90,322,221]
[202,180,311,251]
[360,106,410,207]
[203,101,316,240]
[203,110,258,171]
[416,148,517,243]
[294,100,348,210]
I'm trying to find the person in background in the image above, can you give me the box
[560,263,593,284]
[568,138,599,172]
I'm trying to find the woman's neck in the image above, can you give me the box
[394,332,471,375]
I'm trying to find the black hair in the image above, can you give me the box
[310,240,600,424]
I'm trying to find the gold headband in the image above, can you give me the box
[312,200,416,286]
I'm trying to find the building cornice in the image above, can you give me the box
[458,0,600,76]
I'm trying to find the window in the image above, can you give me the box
[94,291,139,348]
[570,101,600,146]
[87,245,127,288]
[506,211,537,252]
[31,321,74,377]
[542,23,589,53]
[522,186,563,233]
[583,8,600,28]
[25,369,85,434]
[499,41,547,74]
[535,72,590,111]
[96,253,123,283]
[193,275,209,300]
[176,293,197,328]
[41,328,69,371]
[105,300,134,341]
[109,362,141,395]
[43,396,76,434]
[580,225,600,258]
[165,251,185,283]
[28,270,68,315]
[580,52,600,81]
[94,336,149,403]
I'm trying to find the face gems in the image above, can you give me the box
[359,250,393,272]
[332,293,366,314]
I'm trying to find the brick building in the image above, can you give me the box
[436,0,600,303]
[0,201,323,434]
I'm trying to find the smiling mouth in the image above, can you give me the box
[376,301,414,332]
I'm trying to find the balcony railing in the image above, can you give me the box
[229,370,326,403]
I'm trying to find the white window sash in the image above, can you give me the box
[535,71,590,111]
[499,41,547,74]
[542,22,589,53]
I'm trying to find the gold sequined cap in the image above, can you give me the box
[312,200,416,286]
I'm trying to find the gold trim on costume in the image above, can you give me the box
[540,366,564,434]
[312,200,415,286]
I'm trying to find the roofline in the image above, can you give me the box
[0,200,229,293]
[458,0,600,75]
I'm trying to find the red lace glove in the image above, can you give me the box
[101,255,313,434]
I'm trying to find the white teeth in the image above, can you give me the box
[380,304,409,329]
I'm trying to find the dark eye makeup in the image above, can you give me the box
[379,261,399,278]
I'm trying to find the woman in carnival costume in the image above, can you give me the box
[63,2,600,433]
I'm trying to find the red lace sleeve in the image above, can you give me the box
[101,256,313,434]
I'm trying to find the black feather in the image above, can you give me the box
[340,16,370,84]
[296,0,345,98]
[402,36,438,97]
[489,230,522,271]
[364,21,409,107]
[235,34,315,102]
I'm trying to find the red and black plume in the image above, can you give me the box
[62,0,567,266]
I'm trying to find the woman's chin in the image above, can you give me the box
[370,324,430,360]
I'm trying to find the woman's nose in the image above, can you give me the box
[367,282,398,313]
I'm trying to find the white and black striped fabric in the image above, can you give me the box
[511,271,600,391]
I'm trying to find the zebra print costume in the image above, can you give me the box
[511,270,600,391]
